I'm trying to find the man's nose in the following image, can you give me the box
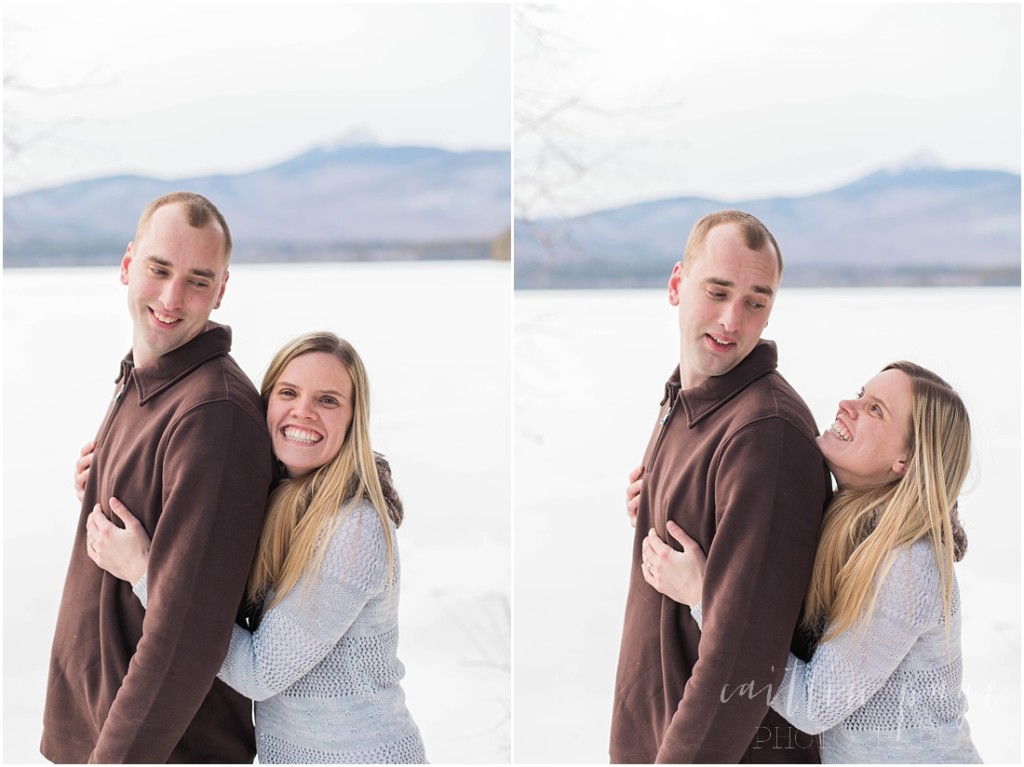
[719,299,742,332]
[161,279,185,310]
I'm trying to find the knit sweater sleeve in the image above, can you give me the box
[129,502,390,703]
[217,501,390,701]
[689,544,943,735]
[768,542,942,734]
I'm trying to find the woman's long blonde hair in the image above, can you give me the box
[246,332,396,610]
[802,361,972,644]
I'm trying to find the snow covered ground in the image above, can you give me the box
[2,261,511,763]
[3,266,1019,764]
[515,286,1020,763]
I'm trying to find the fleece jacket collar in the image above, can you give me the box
[661,340,779,427]
[114,322,234,405]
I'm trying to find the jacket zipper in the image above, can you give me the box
[639,380,680,483]
[651,396,677,463]
[96,360,133,447]
[88,361,134,521]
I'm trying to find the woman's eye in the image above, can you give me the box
[320,397,338,407]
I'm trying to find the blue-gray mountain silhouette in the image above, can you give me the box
[515,167,1020,288]
[4,144,511,266]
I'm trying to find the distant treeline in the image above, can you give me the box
[513,262,1021,290]
[3,239,501,268]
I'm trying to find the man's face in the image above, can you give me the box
[668,223,780,389]
[120,203,229,367]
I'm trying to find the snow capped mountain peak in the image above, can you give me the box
[323,126,381,150]
[884,150,945,174]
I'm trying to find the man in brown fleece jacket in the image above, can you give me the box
[610,210,830,763]
[41,192,274,763]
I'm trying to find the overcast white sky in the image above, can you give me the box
[4,2,1020,213]
[515,2,1021,218]
[3,2,512,195]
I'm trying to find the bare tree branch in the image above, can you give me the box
[514,4,689,223]
[3,14,117,191]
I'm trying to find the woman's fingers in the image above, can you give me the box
[666,520,706,562]
[109,496,142,532]
[75,452,93,474]
[625,466,646,527]
[74,444,96,502]
[643,529,672,582]
[86,505,110,563]
[646,527,671,555]
[87,504,110,535]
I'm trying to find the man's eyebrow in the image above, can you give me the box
[145,255,216,280]
[704,276,775,297]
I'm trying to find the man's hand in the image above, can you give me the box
[74,439,97,502]
[625,465,645,528]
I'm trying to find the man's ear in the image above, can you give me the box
[120,243,134,286]
[667,261,684,307]
[214,270,229,310]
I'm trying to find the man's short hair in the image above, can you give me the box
[682,210,782,275]
[134,192,233,262]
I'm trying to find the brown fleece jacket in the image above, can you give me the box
[610,341,831,764]
[42,324,274,763]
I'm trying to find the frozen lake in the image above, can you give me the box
[3,261,511,763]
[3,266,1020,764]
[515,286,1020,763]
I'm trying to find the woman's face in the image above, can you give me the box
[265,351,354,479]
[817,368,913,489]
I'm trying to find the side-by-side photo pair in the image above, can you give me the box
[3,2,1019,764]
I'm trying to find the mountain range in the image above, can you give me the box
[515,167,1020,288]
[3,144,511,266]
[6,153,1019,286]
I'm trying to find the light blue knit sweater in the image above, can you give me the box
[692,539,980,763]
[136,500,426,763]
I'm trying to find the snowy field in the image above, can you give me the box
[3,261,511,763]
[515,286,1020,763]
[3,266,1019,765]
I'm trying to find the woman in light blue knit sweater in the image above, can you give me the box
[638,361,981,763]
[86,332,426,764]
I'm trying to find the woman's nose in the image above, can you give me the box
[837,398,858,417]
[291,398,316,418]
